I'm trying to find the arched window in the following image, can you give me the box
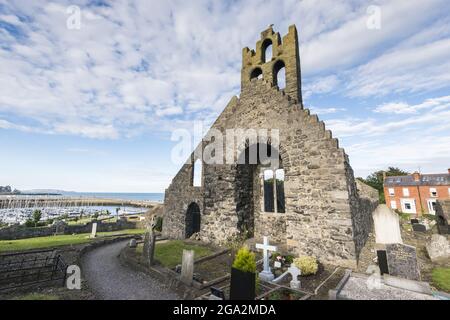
[193,159,202,187]
[263,170,274,212]
[262,39,273,63]
[273,60,286,89]
[186,202,201,238]
[275,169,285,213]
[250,67,263,80]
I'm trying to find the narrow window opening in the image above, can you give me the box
[275,169,285,213]
[273,60,286,90]
[193,159,202,187]
[263,170,274,212]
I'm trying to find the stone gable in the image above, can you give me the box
[163,25,378,268]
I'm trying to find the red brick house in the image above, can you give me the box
[384,169,450,216]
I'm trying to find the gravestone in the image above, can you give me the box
[209,287,225,300]
[143,230,156,266]
[180,249,194,285]
[90,222,97,238]
[287,265,301,289]
[435,200,449,235]
[230,268,256,300]
[372,205,403,244]
[255,236,277,281]
[53,221,67,235]
[129,238,137,248]
[386,243,420,281]
[412,223,426,232]
[426,234,450,263]
[376,250,389,275]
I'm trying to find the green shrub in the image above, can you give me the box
[293,256,318,276]
[154,216,163,232]
[24,219,35,228]
[232,247,256,273]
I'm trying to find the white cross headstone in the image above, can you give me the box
[287,265,301,289]
[90,222,97,238]
[256,236,277,281]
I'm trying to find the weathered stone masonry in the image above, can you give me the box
[163,25,378,268]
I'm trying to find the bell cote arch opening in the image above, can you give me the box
[250,67,263,81]
[262,39,273,63]
[273,60,286,90]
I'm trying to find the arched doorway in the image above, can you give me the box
[185,202,201,238]
[235,143,284,238]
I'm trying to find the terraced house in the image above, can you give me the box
[384,169,450,215]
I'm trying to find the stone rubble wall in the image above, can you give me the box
[0,219,137,241]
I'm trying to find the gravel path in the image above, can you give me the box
[81,240,179,300]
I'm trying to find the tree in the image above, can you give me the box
[32,210,42,227]
[359,167,409,203]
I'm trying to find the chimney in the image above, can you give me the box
[382,171,386,181]
[413,171,420,182]
[448,168,450,174]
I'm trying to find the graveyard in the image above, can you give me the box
[0,2,449,306]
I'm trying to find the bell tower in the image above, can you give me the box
[241,24,303,105]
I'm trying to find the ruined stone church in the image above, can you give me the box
[163,25,378,268]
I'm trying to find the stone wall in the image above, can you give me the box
[0,219,137,240]
[436,199,450,234]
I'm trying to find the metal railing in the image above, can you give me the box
[0,249,68,291]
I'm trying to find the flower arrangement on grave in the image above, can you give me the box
[293,256,318,276]
[271,252,294,267]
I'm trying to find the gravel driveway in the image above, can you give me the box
[81,240,179,300]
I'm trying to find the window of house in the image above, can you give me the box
[430,188,437,197]
[402,188,409,197]
[390,200,397,209]
[388,188,395,196]
[404,202,411,210]
[448,187,450,196]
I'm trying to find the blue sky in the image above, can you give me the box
[0,0,449,192]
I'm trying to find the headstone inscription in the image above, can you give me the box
[385,243,420,281]
[90,222,97,238]
[255,236,277,281]
[180,249,194,285]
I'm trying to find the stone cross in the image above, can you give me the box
[90,222,97,238]
[180,249,194,285]
[287,265,301,289]
[256,236,277,281]
[143,229,156,266]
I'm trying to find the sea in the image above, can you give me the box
[60,192,164,202]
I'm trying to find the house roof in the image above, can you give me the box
[384,173,450,187]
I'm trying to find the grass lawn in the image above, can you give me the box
[12,293,60,300]
[138,240,213,268]
[432,267,450,292]
[0,229,145,252]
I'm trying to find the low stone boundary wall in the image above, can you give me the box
[0,219,138,240]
